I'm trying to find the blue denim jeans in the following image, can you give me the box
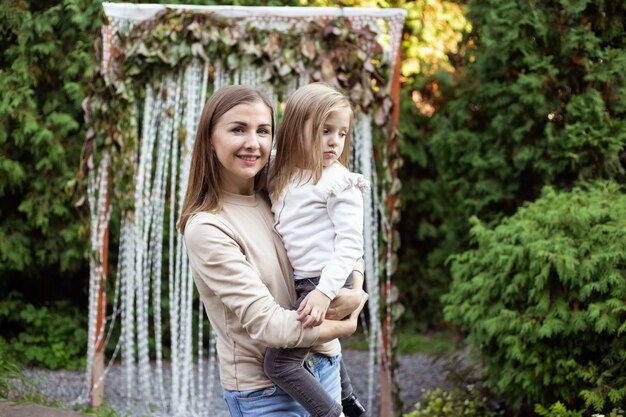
[223,353,343,417]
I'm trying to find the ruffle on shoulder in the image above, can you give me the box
[326,172,371,198]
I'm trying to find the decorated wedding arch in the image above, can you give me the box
[82,3,406,416]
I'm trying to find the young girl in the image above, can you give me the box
[265,82,369,417]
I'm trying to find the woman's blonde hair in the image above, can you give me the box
[270,82,352,200]
[178,85,274,233]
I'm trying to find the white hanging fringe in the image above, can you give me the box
[84,151,111,405]
[353,113,383,412]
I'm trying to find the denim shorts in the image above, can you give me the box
[223,353,343,417]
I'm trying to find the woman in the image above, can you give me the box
[178,85,368,417]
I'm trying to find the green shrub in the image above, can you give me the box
[403,385,503,417]
[535,402,624,417]
[443,181,626,411]
[0,293,87,370]
[535,402,584,417]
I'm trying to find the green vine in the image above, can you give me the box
[82,9,394,209]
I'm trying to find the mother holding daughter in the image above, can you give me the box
[180,83,368,417]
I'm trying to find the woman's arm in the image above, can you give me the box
[316,290,368,343]
[350,259,365,291]
[296,258,365,326]
[185,214,320,349]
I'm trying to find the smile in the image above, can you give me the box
[237,155,260,161]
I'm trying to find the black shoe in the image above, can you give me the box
[342,393,367,417]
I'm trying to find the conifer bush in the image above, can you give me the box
[0,0,103,293]
[443,181,626,412]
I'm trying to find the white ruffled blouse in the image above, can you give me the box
[270,162,370,300]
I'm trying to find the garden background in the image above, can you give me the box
[1,0,625,416]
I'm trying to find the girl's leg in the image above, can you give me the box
[264,347,343,417]
[339,359,353,399]
[339,359,368,416]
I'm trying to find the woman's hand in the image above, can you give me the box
[326,265,365,320]
[315,290,368,342]
[325,287,363,320]
[343,291,368,335]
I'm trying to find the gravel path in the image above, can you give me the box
[15,350,456,417]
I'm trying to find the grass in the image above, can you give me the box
[0,338,49,405]
[396,331,460,355]
[0,337,128,417]
[343,329,462,356]
[74,403,130,417]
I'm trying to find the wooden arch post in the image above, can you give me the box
[90,179,109,407]
[379,42,403,417]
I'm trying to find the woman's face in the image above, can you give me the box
[212,101,272,195]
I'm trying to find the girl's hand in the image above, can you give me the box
[297,289,332,329]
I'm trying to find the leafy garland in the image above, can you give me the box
[82,9,396,208]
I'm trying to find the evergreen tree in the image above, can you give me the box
[398,0,626,329]
[0,0,103,301]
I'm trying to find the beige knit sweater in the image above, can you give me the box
[184,191,340,391]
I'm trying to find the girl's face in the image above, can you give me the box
[212,101,272,195]
[322,107,350,167]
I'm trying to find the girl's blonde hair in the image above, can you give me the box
[270,82,352,200]
[178,85,274,234]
